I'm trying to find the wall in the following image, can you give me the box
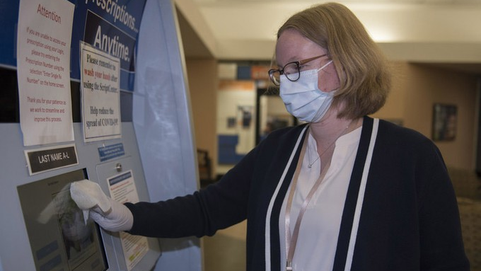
[216,80,257,174]
[373,62,479,170]
[186,58,218,177]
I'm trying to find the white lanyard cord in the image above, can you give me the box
[285,131,332,271]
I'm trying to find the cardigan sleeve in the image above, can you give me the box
[417,142,470,271]
[124,137,263,238]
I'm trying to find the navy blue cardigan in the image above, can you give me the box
[126,117,469,271]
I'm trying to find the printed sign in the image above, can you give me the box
[81,42,121,142]
[16,0,75,146]
[107,170,149,271]
[73,0,147,91]
[98,143,125,162]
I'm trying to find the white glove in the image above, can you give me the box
[70,180,133,232]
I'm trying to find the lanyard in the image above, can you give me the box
[285,130,332,271]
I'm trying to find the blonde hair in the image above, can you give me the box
[277,2,391,119]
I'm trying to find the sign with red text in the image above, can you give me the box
[17,0,75,146]
[81,42,121,142]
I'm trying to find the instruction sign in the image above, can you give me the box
[107,170,149,271]
[98,143,125,162]
[16,0,75,146]
[81,42,121,142]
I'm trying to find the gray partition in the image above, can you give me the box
[133,0,202,270]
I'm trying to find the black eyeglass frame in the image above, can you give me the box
[268,54,328,86]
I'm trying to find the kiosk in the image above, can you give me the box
[0,0,201,270]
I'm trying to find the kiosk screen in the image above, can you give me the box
[18,169,107,271]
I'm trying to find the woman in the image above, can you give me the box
[71,3,469,270]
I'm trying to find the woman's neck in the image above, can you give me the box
[309,109,362,150]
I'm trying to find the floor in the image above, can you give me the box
[203,220,247,271]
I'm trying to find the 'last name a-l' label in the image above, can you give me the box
[37,151,70,164]
[25,145,78,175]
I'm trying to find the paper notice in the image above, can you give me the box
[81,42,122,142]
[17,0,75,146]
[107,171,149,271]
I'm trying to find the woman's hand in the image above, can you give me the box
[70,179,133,232]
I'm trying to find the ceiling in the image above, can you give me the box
[175,0,481,75]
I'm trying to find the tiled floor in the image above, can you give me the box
[203,220,247,271]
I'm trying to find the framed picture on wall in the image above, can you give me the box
[227,117,236,128]
[432,103,457,141]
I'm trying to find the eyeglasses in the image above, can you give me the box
[268,54,328,86]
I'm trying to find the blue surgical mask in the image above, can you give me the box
[279,60,334,123]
